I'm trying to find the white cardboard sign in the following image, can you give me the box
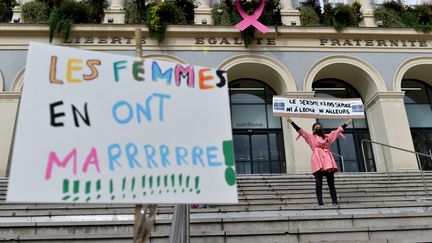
[7,43,237,204]
[273,96,365,119]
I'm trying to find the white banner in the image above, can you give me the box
[273,96,365,118]
[7,43,237,204]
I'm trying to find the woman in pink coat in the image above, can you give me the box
[287,118,352,206]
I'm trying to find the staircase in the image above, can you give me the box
[1,172,432,242]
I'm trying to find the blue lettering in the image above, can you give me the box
[152,61,173,84]
[125,143,142,168]
[192,146,205,167]
[112,100,133,124]
[144,144,158,168]
[175,146,189,166]
[107,143,122,171]
[136,97,152,123]
[153,93,171,122]
[160,144,170,167]
[207,146,223,167]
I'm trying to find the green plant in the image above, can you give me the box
[241,26,255,48]
[144,1,186,44]
[401,7,417,27]
[48,0,90,42]
[321,3,334,27]
[211,3,232,25]
[175,0,195,24]
[300,0,322,18]
[374,7,403,27]
[37,0,62,9]
[84,0,108,24]
[21,1,49,23]
[261,0,281,25]
[333,4,357,31]
[375,1,432,32]
[382,0,404,15]
[300,5,320,26]
[124,2,143,24]
[322,3,358,32]
[351,1,363,24]
[0,0,15,23]
[413,3,432,33]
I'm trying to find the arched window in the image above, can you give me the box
[229,79,286,174]
[313,79,376,172]
[402,79,432,170]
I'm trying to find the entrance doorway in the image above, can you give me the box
[233,131,285,174]
[230,79,286,174]
[403,79,432,170]
[313,79,376,172]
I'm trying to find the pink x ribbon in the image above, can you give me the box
[235,0,269,33]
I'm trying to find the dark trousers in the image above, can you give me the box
[313,171,338,205]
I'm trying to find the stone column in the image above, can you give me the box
[0,92,20,176]
[280,0,300,26]
[283,91,316,173]
[103,0,126,24]
[10,0,33,23]
[358,0,376,27]
[365,92,419,172]
[194,0,212,25]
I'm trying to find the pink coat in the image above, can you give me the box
[297,127,345,174]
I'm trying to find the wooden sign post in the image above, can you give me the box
[132,28,158,243]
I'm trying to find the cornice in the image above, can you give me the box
[0,92,21,100]
[1,24,432,51]
[283,91,315,98]
[364,91,405,110]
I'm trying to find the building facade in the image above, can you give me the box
[0,0,432,176]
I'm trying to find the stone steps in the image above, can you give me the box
[1,173,432,242]
[2,224,432,242]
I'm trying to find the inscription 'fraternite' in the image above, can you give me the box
[319,39,428,47]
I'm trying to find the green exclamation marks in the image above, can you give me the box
[72,180,79,201]
[171,174,176,193]
[96,180,101,200]
[122,177,126,198]
[131,177,136,199]
[179,174,183,193]
[157,175,161,194]
[62,179,103,202]
[62,179,70,201]
[85,181,91,202]
[149,176,154,194]
[186,175,191,192]
[164,175,169,193]
[195,176,200,194]
[110,179,115,200]
[142,175,146,196]
[223,140,236,186]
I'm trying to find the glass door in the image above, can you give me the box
[411,129,432,170]
[233,131,285,174]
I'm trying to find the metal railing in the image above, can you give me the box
[361,139,432,198]
[332,152,345,172]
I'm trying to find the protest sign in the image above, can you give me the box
[273,96,365,119]
[7,42,237,204]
